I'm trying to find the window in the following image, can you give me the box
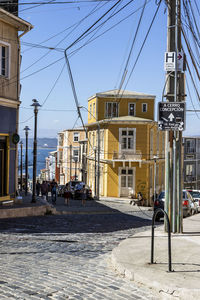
[93,103,95,119]
[128,103,135,116]
[119,128,136,151]
[73,132,79,142]
[89,104,92,119]
[142,103,147,113]
[0,43,9,77]
[106,102,118,118]
[73,149,79,161]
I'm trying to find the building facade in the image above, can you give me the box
[183,136,200,190]
[0,6,32,201]
[86,90,165,205]
[57,128,86,184]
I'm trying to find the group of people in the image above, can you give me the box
[36,179,87,206]
[36,179,58,204]
[63,182,87,206]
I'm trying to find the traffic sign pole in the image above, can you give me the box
[164,0,184,233]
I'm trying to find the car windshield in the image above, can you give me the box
[190,191,200,198]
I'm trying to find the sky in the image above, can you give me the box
[16,0,200,138]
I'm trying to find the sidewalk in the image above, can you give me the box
[111,213,200,299]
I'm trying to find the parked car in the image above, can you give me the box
[66,181,93,200]
[187,190,200,212]
[154,190,198,221]
[57,185,65,197]
[74,182,93,200]
[154,191,165,221]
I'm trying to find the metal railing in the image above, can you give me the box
[150,208,172,272]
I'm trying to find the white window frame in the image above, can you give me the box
[142,103,148,113]
[73,132,79,142]
[0,41,10,78]
[73,149,79,162]
[128,103,136,116]
[119,128,136,153]
[105,102,119,118]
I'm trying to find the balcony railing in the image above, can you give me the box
[112,150,142,160]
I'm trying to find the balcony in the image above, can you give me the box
[112,150,142,161]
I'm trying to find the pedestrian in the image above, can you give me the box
[51,179,57,204]
[36,180,41,197]
[45,181,49,202]
[81,184,87,206]
[63,183,70,206]
[41,181,47,200]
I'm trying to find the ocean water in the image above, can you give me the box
[19,148,56,179]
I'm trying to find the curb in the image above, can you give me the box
[111,231,200,300]
[0,204,56,219]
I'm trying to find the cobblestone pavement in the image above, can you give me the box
[0,201,158,300]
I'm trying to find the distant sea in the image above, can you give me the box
[19,148,56,179]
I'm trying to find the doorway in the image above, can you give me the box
[119,167,135,197]
[0,136,7,197]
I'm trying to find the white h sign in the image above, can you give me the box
[164,52,175,71]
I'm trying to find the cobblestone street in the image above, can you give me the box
[0,201,157,300]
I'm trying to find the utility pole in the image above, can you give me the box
[70,144,72,181]
[97,124,100,200]
[19,141,23,191]
[31,99,41,203]
[94,147,97,197]
[165,0,184,233]
[24,126,30,196]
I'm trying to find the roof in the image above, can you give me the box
[88,89,156,101]
[86,116,156,127]
[0,8,33,31]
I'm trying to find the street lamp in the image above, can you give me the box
[31,99,41,203]
[73,156,78,181]
[19,141,23,191]
[23,126,30,196]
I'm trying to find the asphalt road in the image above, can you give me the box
[0,201,158,300]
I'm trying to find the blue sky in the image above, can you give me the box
[17,0,199,138]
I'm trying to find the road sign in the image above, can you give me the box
[164,50,184,72]
[164,52,175,71]
[158,102,185,131]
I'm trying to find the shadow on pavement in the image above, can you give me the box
[0,198,153,234]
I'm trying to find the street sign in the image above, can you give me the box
[158,102,185,131]
[164,52,175,71]
[164,50,184,72]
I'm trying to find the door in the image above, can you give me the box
[120,168,135,197]
[0,137,7,197]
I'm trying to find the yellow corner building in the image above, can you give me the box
[86,89,165,206]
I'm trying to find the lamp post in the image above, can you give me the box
[23,126,30,196]
[31,99,41,203]
[73,156,78,181]
[19,141,23,191]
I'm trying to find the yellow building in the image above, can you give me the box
[86,90,165,205]
[0,6,32,201]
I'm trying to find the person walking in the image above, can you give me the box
[81,184,87,206]
[41,181,47,200]
[63,183,70,206]
[36,180,41,197]
[51,179,57,204]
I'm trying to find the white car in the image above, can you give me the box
[187,190,200,212]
